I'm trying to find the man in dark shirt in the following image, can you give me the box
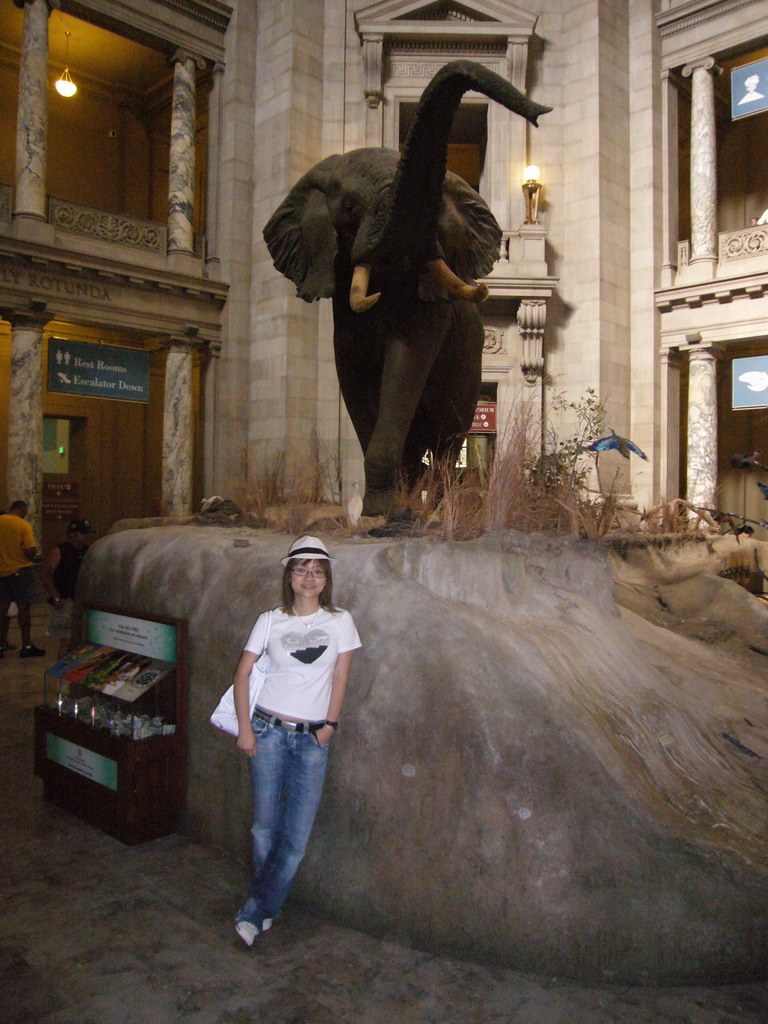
[42,518,92,657]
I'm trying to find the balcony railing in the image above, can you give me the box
[678,225,768,274]
[48,196,166,253]
[718,224,768,263]
[0,185,205,261]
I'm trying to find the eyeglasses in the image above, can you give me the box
[291,567,327,578]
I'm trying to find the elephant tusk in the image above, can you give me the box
[427,259,489,303]
[350,264,381,313]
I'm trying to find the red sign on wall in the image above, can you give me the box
[471,403,496,432]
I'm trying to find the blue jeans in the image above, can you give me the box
[239,715,329,927]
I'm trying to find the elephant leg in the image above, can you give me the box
[421,304,484,444]
[362,329,447,516]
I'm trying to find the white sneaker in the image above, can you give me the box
[235,920,259,946]
[235,918,273,946]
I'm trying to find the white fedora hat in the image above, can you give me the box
[280,535,334,566]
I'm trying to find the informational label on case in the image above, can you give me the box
[46,734,118,790]
[86,610,177,663]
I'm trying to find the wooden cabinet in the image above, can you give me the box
[33,606,188,846]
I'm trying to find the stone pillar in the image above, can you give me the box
[3,308,48,540]
[686,346,720,509]
[161,340,196,516]
[204,62,224,275]
[200,342,220,497]
[660,348,681,498]
[682,57,720,277]
[167,50,205,265]
[660,70,679,288]
[13,0,57,239]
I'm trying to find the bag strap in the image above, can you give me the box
[261,610,272,655]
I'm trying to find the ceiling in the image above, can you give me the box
[3,5,172,97]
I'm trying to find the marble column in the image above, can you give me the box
[686,346,719,509]
[168,50,205,259]
[13,0,57,227]
[3,309,48,541]
[204,62,224,274]
[682,57,720,275]
[161,340,195,516]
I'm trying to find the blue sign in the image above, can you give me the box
[47,338,150,403]
[731,58,768,120]
[733,355,768,410]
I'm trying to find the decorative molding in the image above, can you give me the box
[483,325,505,354]
[356,0,538,104]
[49,197,167,253]
[157,0,231,33]
[677,239,689,268]
[657,0,754,37]
[719,226,768,263]
[169,48,207,70]
[363,35,385,107]
[656,274,768,313]
[681,55,720,78]
[517,298,545,382]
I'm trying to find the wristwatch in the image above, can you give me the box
[324,720,339,730]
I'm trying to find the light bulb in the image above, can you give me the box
[56,68,77,97]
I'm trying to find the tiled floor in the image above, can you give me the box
[1,606,767,1024]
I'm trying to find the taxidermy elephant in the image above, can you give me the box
[264,61,550,516]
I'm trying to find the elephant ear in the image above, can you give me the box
[263,184,338,302]
[437,172,502,282]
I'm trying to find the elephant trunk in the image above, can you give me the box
[369,60,552,276]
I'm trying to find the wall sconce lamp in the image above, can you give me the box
[522,165,541,224]
[55,32,77,97]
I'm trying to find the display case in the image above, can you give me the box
[34,605,188,845]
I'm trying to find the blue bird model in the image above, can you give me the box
[586,429,648,461]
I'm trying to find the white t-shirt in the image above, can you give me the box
[244,607,361,721]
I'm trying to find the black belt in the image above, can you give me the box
[253,708,324,734]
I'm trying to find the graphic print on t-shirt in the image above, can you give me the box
[281,626,330,665]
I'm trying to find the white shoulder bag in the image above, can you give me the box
[210,610,273,736]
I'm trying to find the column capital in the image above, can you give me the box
[13,0,60,9]
[169,49,206,72]
[686,342,725,359]
[1,305,50,330]
[682,56,721,78]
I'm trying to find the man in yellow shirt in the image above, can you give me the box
[0,501,45,658]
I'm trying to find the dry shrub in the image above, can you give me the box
[633,498,722,534]
[240,433,341,533]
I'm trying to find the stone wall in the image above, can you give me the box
[77,526,768,984]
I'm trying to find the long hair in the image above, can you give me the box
[281,558,338,614]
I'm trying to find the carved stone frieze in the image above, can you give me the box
[49,198,166,253]
[719,226,768,262]
[483,325,505,355]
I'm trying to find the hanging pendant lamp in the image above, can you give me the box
[55,31,77,97]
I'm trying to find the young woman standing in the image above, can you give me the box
[232,535,361,945]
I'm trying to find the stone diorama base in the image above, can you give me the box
[76,526,768,985]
